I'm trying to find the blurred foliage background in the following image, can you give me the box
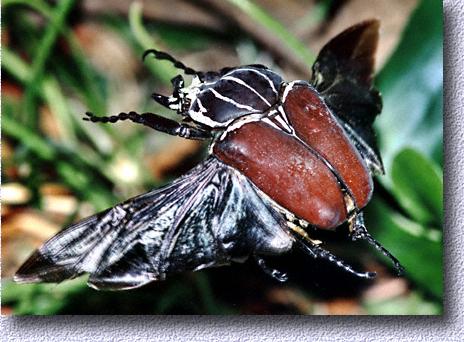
[1,0,442,315]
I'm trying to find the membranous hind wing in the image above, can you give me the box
[311,19,384,174]
[15,158,293,290]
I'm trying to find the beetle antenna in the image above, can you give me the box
[143,49,199,76]
[294,236,376,279]
[351,213,405,276]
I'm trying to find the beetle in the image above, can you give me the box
[15,20,404,290]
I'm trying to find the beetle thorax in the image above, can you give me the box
[179,66,284,128]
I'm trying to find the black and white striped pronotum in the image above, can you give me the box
[15,20,404,290]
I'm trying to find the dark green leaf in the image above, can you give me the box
[365,199,443,299]
[2,279,87,315]
[376,0,443,184]
[391,148,443,226]
[21,0,76,128]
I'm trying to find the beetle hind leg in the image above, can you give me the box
[291,229,376,279]
[350,212,405,276]
[254,255,288,282]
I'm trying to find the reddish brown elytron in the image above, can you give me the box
[214,83,374,230]
[214,120,347,229]
[283,83,373,208]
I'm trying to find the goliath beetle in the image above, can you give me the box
[15,20,404,290]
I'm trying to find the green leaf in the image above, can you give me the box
[21,0,76,129]
[128,2,176,83]
[225,0,315,65]
[2,0,52,17]
[2,113,57,161]
[365,199,443,299]
[3,109,116,210]
[3,46,79,148]
[376,0,443,185]
[391,148,443,226]
[154,24,217,51]
[3,279,87,315]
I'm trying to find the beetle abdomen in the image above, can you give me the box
[282,82,373,208]
[214,121,347,229]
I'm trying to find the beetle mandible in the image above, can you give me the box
[15,20,404,290]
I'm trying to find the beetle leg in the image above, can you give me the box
[171,75,184,89]
[253,255,288,282]
[150,76,184,110]
[350,212,405,276]
[170,75,190,113]
[84,111,212,140]
[293,233,377,279]
[151,75,190,114]
[287,222,322,246]
[151,93,180,111]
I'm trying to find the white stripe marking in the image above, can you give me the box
[274,114,293,134]
[217,113,265,141]
[262,117,281,131]
[277,105,291,125]
[189,98,227,127]
[209,88,260,112]
[281,81,298,103]
[196,98,207,113]
[224,68,278,94]
[222,76,272,107]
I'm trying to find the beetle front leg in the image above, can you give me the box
[84,111,212,140]
[151,93,177,110]
[152,75,190,114]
